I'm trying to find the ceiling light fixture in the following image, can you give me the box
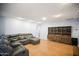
[37,22,42,24]
[28,19,35,22]
[17,17,24,20]
[53,14,62,18]
[42,17,47,21]
[61,3,68,5]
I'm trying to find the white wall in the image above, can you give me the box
[0,16,5,35]
[0,17,2,35]
[4,18,37,36]
[39,19,79,45]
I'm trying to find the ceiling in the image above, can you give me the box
[1,3,79,22]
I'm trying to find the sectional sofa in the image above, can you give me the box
[7,33,40,45]
[0,33,40,56]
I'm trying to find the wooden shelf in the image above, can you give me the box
[48,26,72,45]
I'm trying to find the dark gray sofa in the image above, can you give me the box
[7,33,40,45]
[0,36,29,56]
[0,33,40,56]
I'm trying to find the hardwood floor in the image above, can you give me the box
[24,40,79,56]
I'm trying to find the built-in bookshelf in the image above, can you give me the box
[48,26,72,45]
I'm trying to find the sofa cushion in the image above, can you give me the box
[19,39,30,45]
[0,44,13,56]
[30,37,40,41]
[24,34,33,39]
[9,38,17,42]
[11,41,21,48]
[30,37,40,45]
[12,45,29,56]
[16,36,23,40]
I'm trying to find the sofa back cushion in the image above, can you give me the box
[24,34,33,39]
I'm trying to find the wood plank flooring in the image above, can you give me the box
[24,40,79,56]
